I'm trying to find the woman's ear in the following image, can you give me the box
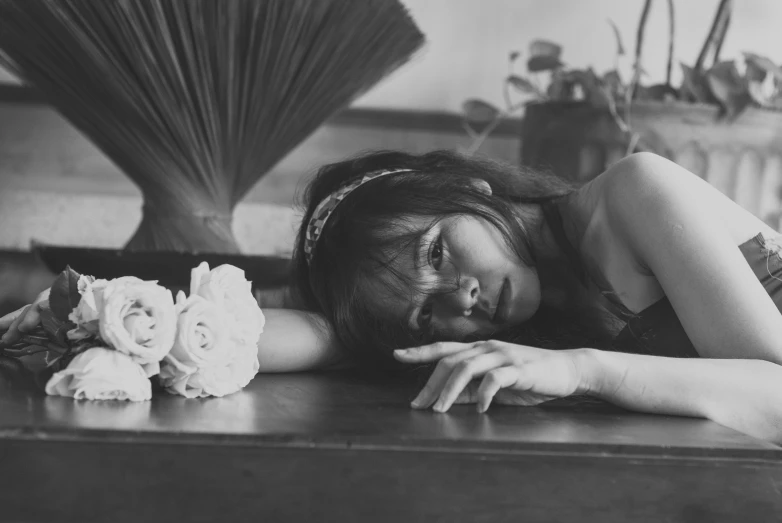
[471,178,492,196]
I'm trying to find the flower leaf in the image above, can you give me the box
[39,307,75,347]
[49,265,82,322]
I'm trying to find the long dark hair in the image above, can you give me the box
[292,149,611,369]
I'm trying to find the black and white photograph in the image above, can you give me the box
[1,1,782,521]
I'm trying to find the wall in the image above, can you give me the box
[357,0,782,112]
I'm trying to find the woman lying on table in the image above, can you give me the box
[3,150,782,443]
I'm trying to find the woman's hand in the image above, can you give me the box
[393,340,592,413]
[0,288,51,345]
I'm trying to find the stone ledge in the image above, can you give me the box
[0,189,301,256]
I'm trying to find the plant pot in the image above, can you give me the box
[32,244,291,292]
[520,101,782,228]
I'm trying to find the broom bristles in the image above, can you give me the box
[0,0,424,252]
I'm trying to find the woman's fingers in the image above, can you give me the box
[410,347,485,409]
[476,367,520,413]
[432,352,510,412]
[0,289,51,343]
[452,381,479,405]
[0,306,25,332]
[0,305,31,343]
[18,299,49,333]
[394,341,477,363]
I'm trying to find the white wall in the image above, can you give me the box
[355,0,782,112]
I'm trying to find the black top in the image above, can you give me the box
[612,232,782,357]
[541,202,782,358]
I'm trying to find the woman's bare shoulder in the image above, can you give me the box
[588,152,774,244]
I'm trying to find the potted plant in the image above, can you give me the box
[463,0,782,227]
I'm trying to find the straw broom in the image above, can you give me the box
[0,0,424,253]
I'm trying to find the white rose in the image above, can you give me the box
[159,291,259,398]
[45,347,152,402]
[75,276,177,376]
[189,263,265,345]
[160,340,259,399]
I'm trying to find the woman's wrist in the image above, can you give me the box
[569,348,610,396]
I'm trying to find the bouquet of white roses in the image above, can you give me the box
[0,263,265,401]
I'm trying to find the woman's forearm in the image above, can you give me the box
[575,348,782,443]
[255,308,347,373]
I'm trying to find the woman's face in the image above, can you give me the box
[368,213,541,341]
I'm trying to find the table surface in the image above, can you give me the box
[2,369,780,459]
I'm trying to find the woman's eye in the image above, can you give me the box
[429,235,443,269]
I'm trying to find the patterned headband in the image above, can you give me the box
[304,168,416,265]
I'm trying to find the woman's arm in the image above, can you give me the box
[602,152,782,363]
[578,348,782,444]
[254,286,350,372]
[394,341,782,444]
[256,308,349,373]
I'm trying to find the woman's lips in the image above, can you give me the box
[491,279,510,324]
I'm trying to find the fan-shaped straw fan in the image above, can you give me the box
[0,0,424,253]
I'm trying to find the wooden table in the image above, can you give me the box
[1,370,781,522]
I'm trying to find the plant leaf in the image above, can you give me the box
[743,52,782,82]
[506,75,540,96]
[48,265,82,322]
[748,81,771,107]
[745,57,768,84]
[527,39,563,72]
[509,51,520,63]
[706,61,752,120]
[607,18,625,56]
[680,63,716,103]
[462,99,501,125]
[551,69,610,107]
[747,79,782,109]
[527,55,564,73]
[529,39,562,59]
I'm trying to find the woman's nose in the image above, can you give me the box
[442,275,479,316]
